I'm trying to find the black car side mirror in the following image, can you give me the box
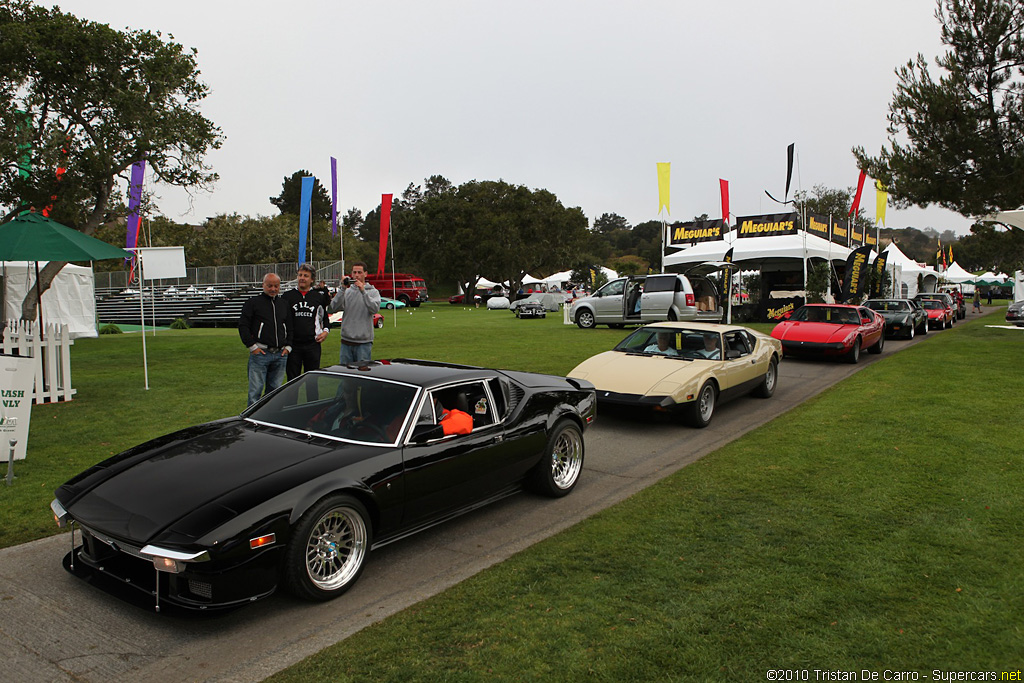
[411,423,444,443]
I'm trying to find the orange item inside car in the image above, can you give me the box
[440,409,473,435]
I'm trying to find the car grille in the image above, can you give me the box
[188,580,213,599]
[81,525,148,561]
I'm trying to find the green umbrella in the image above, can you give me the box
[0,212,131,261]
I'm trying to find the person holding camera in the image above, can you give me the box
[328,261,381,364]
[282,263,331,380]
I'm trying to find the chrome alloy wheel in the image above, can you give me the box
[550,426,584,490]
[763,361,777,393]
[696,383,715,423]
[305,506,368,591]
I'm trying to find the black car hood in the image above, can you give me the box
[59,420,338,543]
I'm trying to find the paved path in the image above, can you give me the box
[0,325,952,682]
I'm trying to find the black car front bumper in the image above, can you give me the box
[63,523,281,611]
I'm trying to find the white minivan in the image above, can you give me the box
[569,265,726,329]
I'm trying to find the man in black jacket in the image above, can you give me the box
[238,273,293,405]
[282,263,331,381]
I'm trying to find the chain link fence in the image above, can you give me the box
[94,259,347,290]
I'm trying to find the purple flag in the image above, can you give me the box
[298,176,314,264]
[125,160,146,263]
[331,156,338,237]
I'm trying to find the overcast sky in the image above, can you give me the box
[47,0,975,236]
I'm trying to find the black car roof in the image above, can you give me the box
[316,359,497,387]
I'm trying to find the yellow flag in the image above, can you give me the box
[875,180,887,226]
[657,162,671,215]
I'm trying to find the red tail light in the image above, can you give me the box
[685,293,695,306]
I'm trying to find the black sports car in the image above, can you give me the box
[1006,300,1024,326]
[865,298,929,339]
[51,360,596,611]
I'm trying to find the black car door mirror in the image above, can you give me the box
[411,423,444,443]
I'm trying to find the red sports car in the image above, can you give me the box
[918,298,954,329]
[770,303,885,364]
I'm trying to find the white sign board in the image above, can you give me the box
[0,355,35,460]
[135,246,186,280]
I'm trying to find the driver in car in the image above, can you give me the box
[696,334,720,360]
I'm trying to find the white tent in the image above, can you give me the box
[979,209,1024,230]
[942,261,976,283]
[664,231,850,269]
[2,261,97,339]
[541,270,574,290]
[1014,271,1024,302]
[882,243,940,297]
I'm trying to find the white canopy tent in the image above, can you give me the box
[942,261,976,283]
[979,209,1024,230]
[2,261,97,339]
[1014,271,1024,302]
[882,242,940,297]
[664,231,851,270]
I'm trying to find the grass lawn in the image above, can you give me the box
[265,308,1022,681]
[3,304,1021,679]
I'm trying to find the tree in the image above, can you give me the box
[398,179,588,296]
[269,170,332,222]
[0,0,222,319]
[593,212,629,233]
[853,0,1024,216]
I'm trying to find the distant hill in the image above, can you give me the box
[877,226,959,265]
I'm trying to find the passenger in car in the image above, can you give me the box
[643,332,679,356]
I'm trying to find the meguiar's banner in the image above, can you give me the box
[805,214,830,241]
[668,219,726,247]
[850,222,864,247]
[841,245,872,302]
[870,252,889,297]
[736,213,798,238]
[831,219,849,247]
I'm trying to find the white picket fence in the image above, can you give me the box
[1,321,76,404]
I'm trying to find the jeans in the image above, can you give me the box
[248,350,287,406]
[339,342,372,365]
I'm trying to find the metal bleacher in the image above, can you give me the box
[95,283,258,327]
[94,259,348,328]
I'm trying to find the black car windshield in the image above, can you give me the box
[790,306,861,324]
[246,373,418,445]
[920,299,944,310]
[614,327,720,360]
[867,300,910,312]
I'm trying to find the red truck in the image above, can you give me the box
[366,272,429,307]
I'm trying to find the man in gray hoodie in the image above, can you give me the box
[329,261,381,364]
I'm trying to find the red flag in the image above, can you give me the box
[377,193,393,275]
[849,170,867,217]
[720,179,730,226]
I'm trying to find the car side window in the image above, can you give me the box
[431,381,496,432]
[724,331,751,357]
[599,279,625,297]
[643,276,675,293]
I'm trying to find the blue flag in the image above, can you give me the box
[298,176,314,264]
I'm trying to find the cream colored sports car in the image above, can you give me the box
[568,322,782,428]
